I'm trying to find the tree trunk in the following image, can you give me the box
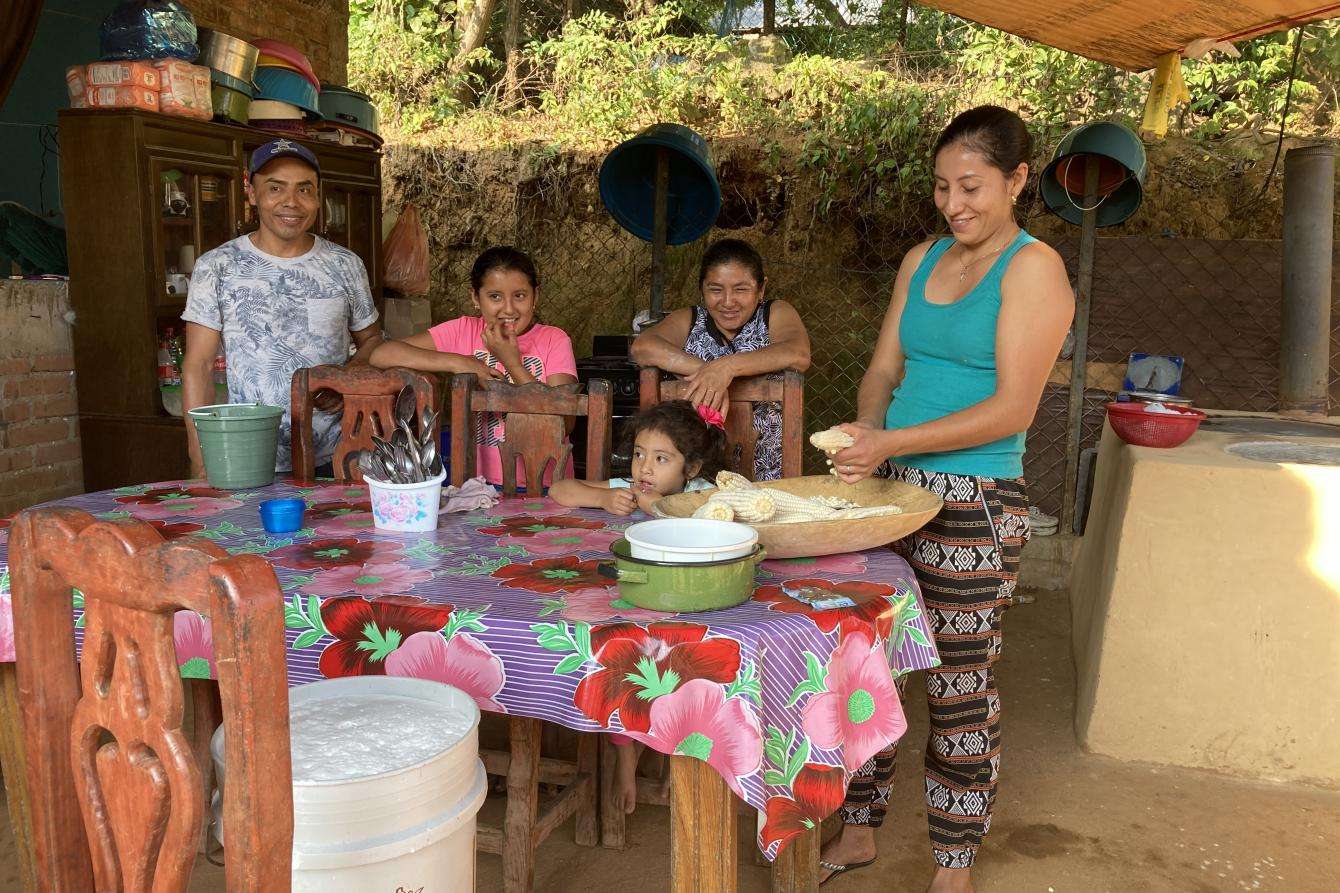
[454,0,500,68]
[504,0,521,105]
[809,0,849,29]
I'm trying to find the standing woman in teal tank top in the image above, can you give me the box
[819,107,1074,891]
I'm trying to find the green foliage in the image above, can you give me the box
[349,0,498,130]
[349,2,1339,215]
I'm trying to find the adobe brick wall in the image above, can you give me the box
[192,0,350,85]
[0,281,83,517]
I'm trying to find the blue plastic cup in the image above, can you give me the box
[259,498,305,534]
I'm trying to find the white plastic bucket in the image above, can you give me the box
[212,676,485,892]
[365,469,446,532]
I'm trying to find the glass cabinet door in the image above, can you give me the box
[322,188,351,247]
[152,160,238,308]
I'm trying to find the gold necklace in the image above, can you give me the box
[956,231,1017,282]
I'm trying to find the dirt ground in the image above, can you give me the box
[1,585,1336,892]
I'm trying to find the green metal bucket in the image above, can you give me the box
[1041,122,1147,228]
[188,403,284,489]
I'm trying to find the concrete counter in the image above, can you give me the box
[1070,415,1340,786]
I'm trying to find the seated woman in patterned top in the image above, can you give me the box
[629,239,811,480]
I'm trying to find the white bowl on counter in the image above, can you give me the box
[623,518,758,564]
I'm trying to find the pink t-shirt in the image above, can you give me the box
[428,316,578,486]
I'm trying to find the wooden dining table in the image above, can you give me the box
[0,477,941,891]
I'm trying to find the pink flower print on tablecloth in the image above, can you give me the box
[559,587,675,623]
[385,630,507,713]
[574,622,740,733]
[317,597,454,678]
[0,590,14,663]
[506,526,622,557]
[312,510,378,538]
[173,610,215,679]
[761,553,868,579]
[487,497,572,519]
[302,483,371,503]
[115,486,242,520]
[305,561,434,598]
[268,537,402,571]
[801,630,906,772]
[306,498,373,530]
[624,679,763,798]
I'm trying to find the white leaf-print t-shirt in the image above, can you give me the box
[183,235,379,472]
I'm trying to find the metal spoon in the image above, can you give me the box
[420,436,438,477]
[395,386,416,427]
[355,450,378,481]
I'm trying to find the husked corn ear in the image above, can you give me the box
[705,488,776,523]
[755,488,839,522]
[831,504,904,520]
[692,500,735,521]
[809,428,855,454]
[811,495,859,510]
[715,470,754,491]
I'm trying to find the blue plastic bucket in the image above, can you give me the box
[599,124,721,246]
[1041,122,1147,228]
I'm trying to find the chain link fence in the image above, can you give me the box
[380,5,1339,521]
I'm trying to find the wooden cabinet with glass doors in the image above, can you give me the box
[58,109,383,490]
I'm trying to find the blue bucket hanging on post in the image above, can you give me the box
[1041,122,1147,228]
[599,124,721,246]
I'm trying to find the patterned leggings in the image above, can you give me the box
[840,466,1029,869]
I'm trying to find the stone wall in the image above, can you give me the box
[0,281,83,516]
[192,0,350,84]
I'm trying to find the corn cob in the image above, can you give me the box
[715,470,754,491]
[704,488,776,523]
[755,488,839,523]
[810,495,859,510]
[809,428,855,454]
[830,504,904,520]
[692,500,735,521]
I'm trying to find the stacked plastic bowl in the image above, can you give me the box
[249,39,321,133]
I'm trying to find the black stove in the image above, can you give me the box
[574,335,640,478]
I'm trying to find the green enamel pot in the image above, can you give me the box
[598,538,765,613]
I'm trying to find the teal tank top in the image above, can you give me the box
[884,230,1036,479]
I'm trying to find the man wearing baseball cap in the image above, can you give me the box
[180,139,383,478]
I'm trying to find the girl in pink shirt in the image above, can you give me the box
[369,246,578,484]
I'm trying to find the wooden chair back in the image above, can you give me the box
[638,367,804,480]
[449,376,613,495]
[8,508,292,893]
[291,364,438,482]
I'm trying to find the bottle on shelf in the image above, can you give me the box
[157,327,178,387]
[212,349,227,387]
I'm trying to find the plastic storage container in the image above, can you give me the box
[212,677,486,892]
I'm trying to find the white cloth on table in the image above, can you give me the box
[439,476,499,513]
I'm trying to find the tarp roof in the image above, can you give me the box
[914,1,1340,70]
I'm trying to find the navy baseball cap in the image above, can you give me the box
[248,138,320,178]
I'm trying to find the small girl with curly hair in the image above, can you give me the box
[550,399,729,812]
[550,399,727,517]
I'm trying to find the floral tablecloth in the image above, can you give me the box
[0,479,940,858]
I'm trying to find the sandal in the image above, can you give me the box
[819,857,876,887]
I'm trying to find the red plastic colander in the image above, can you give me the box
[1105,401,1205,448]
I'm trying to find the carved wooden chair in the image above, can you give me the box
[291,364,438,483]
[638,367,805,480]
[449,375,613,493]
[8,507,291,891]
[447,373,612,891]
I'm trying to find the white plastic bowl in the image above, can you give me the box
[624,518,758,564]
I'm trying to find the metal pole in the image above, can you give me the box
[650,147,670,321]
[1061,155,1099,534]
[1279,143,1335,416]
